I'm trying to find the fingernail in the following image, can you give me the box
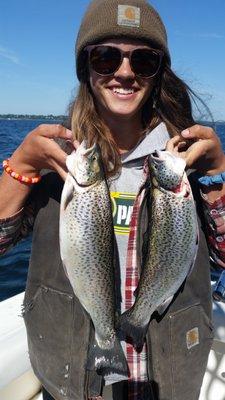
[181,129,190,136]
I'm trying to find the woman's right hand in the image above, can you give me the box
[9,124,75,181]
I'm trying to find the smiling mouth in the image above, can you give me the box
[109,87,138,97]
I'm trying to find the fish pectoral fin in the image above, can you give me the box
[61,175,74,211]
[64,189,74,210]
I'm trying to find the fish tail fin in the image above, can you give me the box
[86,336,128,377]
[119,309,148,350]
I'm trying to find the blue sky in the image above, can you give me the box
[0,0,225,120]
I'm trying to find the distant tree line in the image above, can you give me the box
[0,114,67,120]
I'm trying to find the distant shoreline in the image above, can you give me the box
[0,114,66,121]
[0,115,224,124]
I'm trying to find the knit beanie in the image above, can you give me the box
[76,0,170,81]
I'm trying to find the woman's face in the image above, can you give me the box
[88,38,158,123]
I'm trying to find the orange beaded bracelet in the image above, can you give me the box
[2,159,41,184]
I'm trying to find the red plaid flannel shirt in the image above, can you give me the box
[124,184,149,399]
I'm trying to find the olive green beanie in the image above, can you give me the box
[76,0,170,81]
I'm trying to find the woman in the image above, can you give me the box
[1,1,225,399]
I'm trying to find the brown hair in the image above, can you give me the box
[147,65,212,135]
[68,61,210,177]
[70,83,120,177]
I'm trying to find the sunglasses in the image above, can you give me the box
[85,45,164,78]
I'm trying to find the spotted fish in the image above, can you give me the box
[59,141,127,376]
[119,150,198,348]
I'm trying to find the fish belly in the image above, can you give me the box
[131,189,197,325]
[60,181,115,345]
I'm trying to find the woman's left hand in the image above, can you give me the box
[166,124,225,175]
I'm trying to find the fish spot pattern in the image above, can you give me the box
[60,178,116,346]
[125,154,198,328]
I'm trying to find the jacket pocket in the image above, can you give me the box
[169,303,214,400]
[23,285,74,398]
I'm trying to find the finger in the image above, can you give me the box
[166,136,181,152]
[181,124,215,141]
[64,139,80,152]
[48,140,68,170]
[184,140,212,168]
[55,165,68,181]
[36,124,73,140]
[166,136,189,153]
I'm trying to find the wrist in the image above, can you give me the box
[3,149,42,186]
[3,158,41,185]
[203,155,225,176]
[9,150,40,178]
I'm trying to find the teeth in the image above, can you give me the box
[112,87,135,95]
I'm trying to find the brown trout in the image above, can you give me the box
[59,141,127,376]
[119,150,198,348]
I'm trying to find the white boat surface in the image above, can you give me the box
[0,285,225,400]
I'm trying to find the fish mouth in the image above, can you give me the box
[152,150,160,158]
[150,150,164,164]
[151,150,174,161]
[150,150,186,170]
[71,141,101,187]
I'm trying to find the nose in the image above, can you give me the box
[114,56,135,80]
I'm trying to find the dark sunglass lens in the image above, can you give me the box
[89,46,121,75]
[131,49,161,77]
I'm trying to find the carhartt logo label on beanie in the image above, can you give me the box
[117,5,140,27]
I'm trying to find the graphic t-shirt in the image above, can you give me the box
[111,191,136,236]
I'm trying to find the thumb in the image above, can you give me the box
[181,125,214,141]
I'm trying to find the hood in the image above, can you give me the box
[121,122,171,165]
